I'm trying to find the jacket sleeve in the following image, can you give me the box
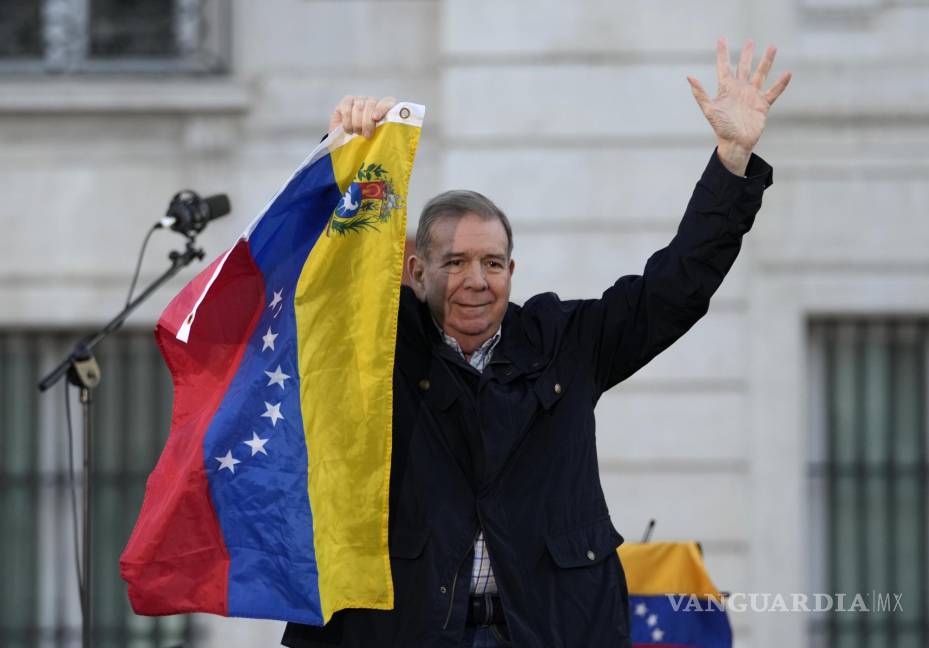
[570,148,773,396]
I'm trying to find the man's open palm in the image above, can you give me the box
[688,38,791,154]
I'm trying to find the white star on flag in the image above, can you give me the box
[647,613,658,627]
[264,365,290,390]
[262,401,284,427]
[261,327,278,352]
[243,431,269,456]
[268,289,283,310]
[634,603,648,617]
[651,628,664,642]
[215,450,240,474]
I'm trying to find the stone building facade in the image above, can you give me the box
[1,1,926,647]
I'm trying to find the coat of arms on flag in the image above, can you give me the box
[329,162,403,235]
[120,103,425,626]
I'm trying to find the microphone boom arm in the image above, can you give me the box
[38,237,205,392]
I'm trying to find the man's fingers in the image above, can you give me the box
[350,97,367,134]
[687,76,711,115]
[361,97,379,138]
[328,94,399,136]
[326,95,354,133]
[751,45,777,89]
[337,95,355,134]
[331,95,398,136]
[765,71,792,105]
[716,37,732,83]
[737,39,754,81]
[373,96,397,121]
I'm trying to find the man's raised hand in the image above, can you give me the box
[687,38,791,175]
[328,95,397,139]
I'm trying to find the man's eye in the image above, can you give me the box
[446,259,462,267]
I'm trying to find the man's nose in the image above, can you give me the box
[461,261,488,289]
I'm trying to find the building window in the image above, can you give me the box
[89,0,179,59]
[0,0,229,74]
[0,331,196,647]
[0,1,43,59]
[808,319,929,648]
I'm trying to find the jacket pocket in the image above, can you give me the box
[544,517,624,568]
[532,346,580,411]
[389,526,430,559]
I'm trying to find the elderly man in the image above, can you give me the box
[283,38,790,648]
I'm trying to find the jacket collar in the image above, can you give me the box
[397,287,547,393]
[488,302,547,382]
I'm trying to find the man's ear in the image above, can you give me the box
[407,254,427,301]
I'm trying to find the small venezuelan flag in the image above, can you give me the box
[120,103,425,625]
[619,542,732,648]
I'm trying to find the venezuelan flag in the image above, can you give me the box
[619,542,732,648]
[120,103,424,625]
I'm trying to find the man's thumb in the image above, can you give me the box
[327,111,342,134]
[687,76,710,113]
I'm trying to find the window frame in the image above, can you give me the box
[806,318,929,647]
[0,0,230,75]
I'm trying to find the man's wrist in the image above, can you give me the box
[716,141,751,177]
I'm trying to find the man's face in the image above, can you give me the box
[408,212,515,353]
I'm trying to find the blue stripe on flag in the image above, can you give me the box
[203,153,341,623]
[630,594,732,647]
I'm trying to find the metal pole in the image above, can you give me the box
[35,234,207,648]
[80,386,93,648]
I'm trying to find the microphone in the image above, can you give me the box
[157,190,231,235]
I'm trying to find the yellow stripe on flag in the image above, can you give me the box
[295,117,422,622]
[619,542,723,598]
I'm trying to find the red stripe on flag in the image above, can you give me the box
[157,250,227,338]
[120,240,265,616]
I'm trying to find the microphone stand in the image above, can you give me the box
[38,233,205,648]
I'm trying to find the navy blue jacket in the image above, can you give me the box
[283,150,773,647]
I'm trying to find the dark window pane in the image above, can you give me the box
[0,331,193,646]
[810,319,929,648]
[89,0,176,59]
[0,336,40,645]
[0,0,42,58]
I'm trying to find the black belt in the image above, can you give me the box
[466,593,507,627]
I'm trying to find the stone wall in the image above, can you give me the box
[2,1,927,646]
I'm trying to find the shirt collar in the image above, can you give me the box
[431,315,502,370]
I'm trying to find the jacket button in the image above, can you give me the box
[586,550,596,561]
[418,379,430,391]
[553,383,562,394]
[440,585,447,594]
[504,367,512,376]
